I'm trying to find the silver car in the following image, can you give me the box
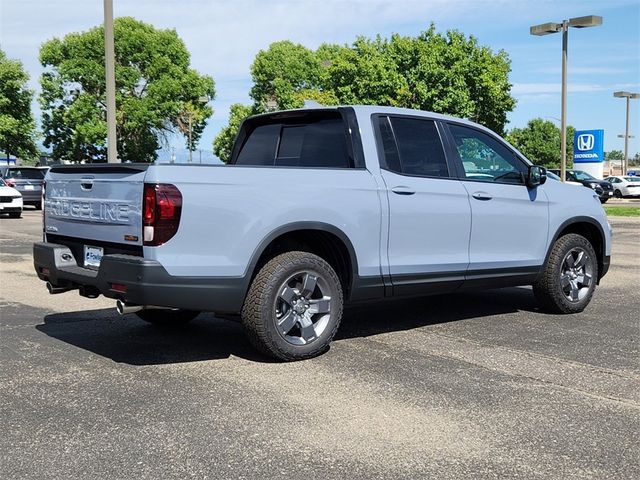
[0,166,45,209]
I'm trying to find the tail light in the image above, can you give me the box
[142,183,182,246]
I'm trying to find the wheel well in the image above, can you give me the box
[556,222,604,277]
[251,229,354,298]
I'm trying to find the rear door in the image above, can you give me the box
[443,122,549,275]
[375,115,472,295]
[45,165,148,255]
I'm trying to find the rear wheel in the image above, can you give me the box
[242,251,343,361]
[533,234,598,314]
[8,212,21,218]
[135,309,199,327]
[32,202,42,210]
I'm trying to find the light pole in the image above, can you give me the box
[187,96,209,163]
[104,0,118,163]
[613,91,639,175]
[530,15,602,182]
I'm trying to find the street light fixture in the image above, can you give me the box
[613,91,639,175]
[530,15,603,182]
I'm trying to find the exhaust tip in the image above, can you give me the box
[116,300,143,315]
[46,281,73,295]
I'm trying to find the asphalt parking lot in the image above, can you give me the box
[1,210,639,479]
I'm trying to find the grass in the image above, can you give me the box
[604,206,640,217]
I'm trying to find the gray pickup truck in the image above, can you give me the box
[34,106,611,360]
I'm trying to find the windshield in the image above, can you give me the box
[547,171,561,181]
[570,170,596,181]
[624,176,640,182]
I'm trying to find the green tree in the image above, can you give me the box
[0,49,38,161]
[506,118,574,169]
[213,103,255,162]
[214,25,516,161]
[605,150,624,160]
[39,17,215,163]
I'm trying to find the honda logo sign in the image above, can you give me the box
[573,129,604,163]
[577,134,595,151]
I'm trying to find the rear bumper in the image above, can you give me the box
[33,242,247,313]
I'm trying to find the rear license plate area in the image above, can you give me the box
[84,245,104,268]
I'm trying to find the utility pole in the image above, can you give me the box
[614,91,639,175]
[104,0,118,163]
[530,15,602,182]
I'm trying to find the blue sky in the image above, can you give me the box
[1,0,639,161]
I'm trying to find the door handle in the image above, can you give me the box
[391,186,415,196]
[472,191,493,201]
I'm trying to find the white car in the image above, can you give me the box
[605,175,640,198]
[0,178,23,218]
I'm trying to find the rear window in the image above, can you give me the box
[5,168,45,179]
[234,113,351,168]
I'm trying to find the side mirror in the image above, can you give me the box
[526,165,547,188]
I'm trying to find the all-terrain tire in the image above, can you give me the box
[241,251,343,361]
[533,233,598,314]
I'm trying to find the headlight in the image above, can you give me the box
[589,183,599,189]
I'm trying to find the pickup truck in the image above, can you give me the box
[33,106,612,361]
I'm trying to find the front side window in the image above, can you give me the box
[235,114,351,168]
[449,124,526,184]
[377,116,449,178]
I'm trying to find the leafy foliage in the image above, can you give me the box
[39,17,215,163]
[214,25,516,161]
[0,49,38,161]
[506,118,575,169]
[213,103,255,163]
[605,150,624,160]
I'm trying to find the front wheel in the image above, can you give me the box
[614,189,623,198]
[242,251,343,361]
[599,197,608,204]
[533,233,598,314]
[135,309,200,327]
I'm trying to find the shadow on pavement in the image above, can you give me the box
[36,287,539,365]
[337,286,539,340]
[38,308,272,365]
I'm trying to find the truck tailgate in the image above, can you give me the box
[44,165,148,248]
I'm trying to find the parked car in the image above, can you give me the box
[604,175,640,198]
[548,169,614,203]
[0,178,23,218]
[0,166,45,209]
[33,106,611,360]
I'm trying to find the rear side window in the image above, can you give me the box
[376,116,449,178]
[235,115,351,168]
[235,124,280,166]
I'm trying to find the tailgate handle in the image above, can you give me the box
[80,177,94,190]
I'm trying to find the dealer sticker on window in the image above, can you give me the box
[84,245,103,268]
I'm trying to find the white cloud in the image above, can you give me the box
[1,0,638,150]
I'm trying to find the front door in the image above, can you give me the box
[444,123,549,278]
